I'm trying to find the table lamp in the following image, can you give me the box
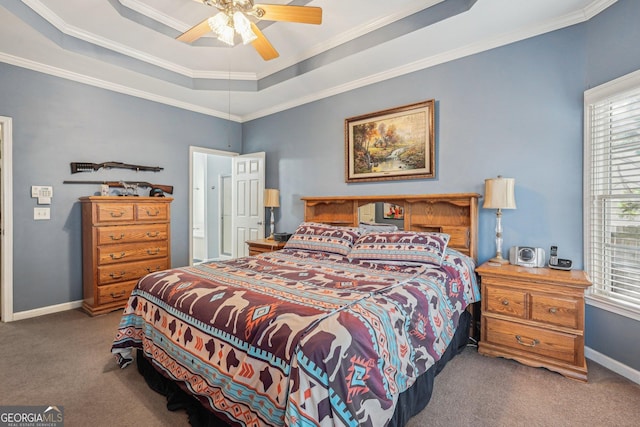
[264,188,280,240]
[483,176,516,264]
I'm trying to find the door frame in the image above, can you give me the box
[188,146,238,265]
[218,174,232,260]
[1,116,14,322]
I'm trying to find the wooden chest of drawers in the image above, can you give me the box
[80,196,172,316]
[476,263,591,381]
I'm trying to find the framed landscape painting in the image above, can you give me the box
[345,100,435,183]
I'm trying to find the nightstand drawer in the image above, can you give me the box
[484,317,578,364]
[484,285,527,319]
[530,294,579,329]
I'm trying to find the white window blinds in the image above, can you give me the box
[586,84,640,311]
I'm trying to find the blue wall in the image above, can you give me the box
[244,0,640,373]
[0,63,241,312]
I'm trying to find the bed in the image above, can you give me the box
[112,193,481,427]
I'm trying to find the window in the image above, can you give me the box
[584,70,640,319]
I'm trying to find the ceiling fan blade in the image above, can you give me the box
[250,23,279,61]
[256,5,322,25]
[177,18,212,43]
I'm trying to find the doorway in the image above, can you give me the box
[0,116,14,322]
[189,147,266,264]
[190,147,235,265]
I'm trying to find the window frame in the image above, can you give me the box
[584,68,640,322]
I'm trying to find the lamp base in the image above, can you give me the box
[488,255,509,265]
[266,234,274,240]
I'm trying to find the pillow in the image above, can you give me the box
[284,222,363,256]
[348,231,450,266]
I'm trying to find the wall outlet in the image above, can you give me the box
[34,207,50,220]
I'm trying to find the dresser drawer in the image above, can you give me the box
[97,281,137,305]
[98,259,169,285]
[96,224,168,245]
[484,317,578,364]
[530,293,579,329]
[95,202,135,223]
[484,285,527,319]
[136,203,169,221]
[97,241,168,265]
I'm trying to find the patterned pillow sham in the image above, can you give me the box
[348,231,450,266]
[284,222,363,255]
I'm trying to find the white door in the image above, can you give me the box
[231,152,265,258]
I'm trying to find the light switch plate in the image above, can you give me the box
[34,207,50,220]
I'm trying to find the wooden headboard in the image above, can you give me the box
[301,193,481,261]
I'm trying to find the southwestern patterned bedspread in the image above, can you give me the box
[112,248,479,426]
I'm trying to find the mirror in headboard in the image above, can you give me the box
[358,202,404,230]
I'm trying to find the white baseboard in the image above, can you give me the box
[585,346,640,385]
[12,300,83,321]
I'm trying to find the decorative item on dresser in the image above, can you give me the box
[245,238,286,256]
[476,262,592,381]
[80,196,172,316]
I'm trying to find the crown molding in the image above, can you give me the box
[0,52,241,121]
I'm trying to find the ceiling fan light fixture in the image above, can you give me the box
[217,24,235,46]
[208,12,229,34]
[232,11,256,44]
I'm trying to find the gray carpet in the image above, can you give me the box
[1,309,638,427]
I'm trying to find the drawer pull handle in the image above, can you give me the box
[501,300,510,306]
[109,272,127,279]
[146,209,160,216]
[110,291,126,298]
[110,233,125,241]
[110,211,125,218]
[146,266,162,273]
[515,335,540,347]
[110,252,126,260]
[146,231,160,238]
[147,248,160,255]
[549,307,558,314]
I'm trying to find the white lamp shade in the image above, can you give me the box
[483,177,516,209]
[264,189,280,208]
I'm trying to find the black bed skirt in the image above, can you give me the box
[137,310,471,427]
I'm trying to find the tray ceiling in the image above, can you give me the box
[0,0,614,121]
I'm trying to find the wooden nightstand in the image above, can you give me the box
[246,239,286,256]
[476,262,592,381]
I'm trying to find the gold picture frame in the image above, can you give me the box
[345,100,435,183]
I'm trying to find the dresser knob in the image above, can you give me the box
[110,211,125,218]
[110,233,125,241]
[549,307,558,314]
[502,300,510,306]
[110,291,126,298]
[146,231,160,238]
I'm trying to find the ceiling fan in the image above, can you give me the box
[178,0,323,61]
